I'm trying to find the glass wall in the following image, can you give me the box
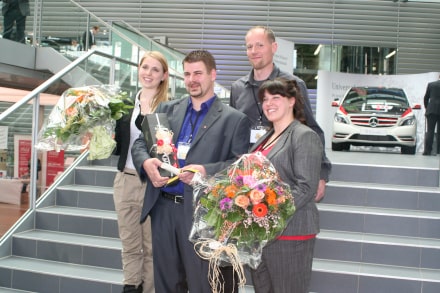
[294,44,397,89]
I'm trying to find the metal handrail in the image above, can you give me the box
[0,49,137,122]
[0,48,137,213]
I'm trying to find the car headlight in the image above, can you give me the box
[334,113,349,124]
[400,117,416,126]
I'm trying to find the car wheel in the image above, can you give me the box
[332,142,349,151]
[401,145,416,155]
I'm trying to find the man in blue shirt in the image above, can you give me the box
[132,50,250,292]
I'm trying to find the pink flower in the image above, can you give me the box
[234,195,250,209]
[249,189,265,205]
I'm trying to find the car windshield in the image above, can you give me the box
[341,87,410,114]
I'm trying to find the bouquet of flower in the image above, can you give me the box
[189,152,295,291]
[36,85,133,160]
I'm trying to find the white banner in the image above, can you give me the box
[316,71,440,153]
[0,126,8,149]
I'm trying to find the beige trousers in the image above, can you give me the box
[113,169,154,292]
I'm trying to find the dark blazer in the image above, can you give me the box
[424,79,440,116]
[114,108,135,171]
[131,96,250,231]
[81,30,95,50]
[1,0,30,16]
[250,120,322,236]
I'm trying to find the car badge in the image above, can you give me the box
[369,117,379,127]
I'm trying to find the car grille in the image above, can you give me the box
[349,115,398,127]
[350,134,397,142]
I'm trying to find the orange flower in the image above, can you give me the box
[252,203,268,217]
[265,188,277,206]
[211,186,220,197]
[76,94,86,103]
[65,106,78,117]
[234,195,250,209]
[224,185,239,198]
[249,189,265,204]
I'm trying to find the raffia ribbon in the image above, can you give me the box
[194,239,246,293]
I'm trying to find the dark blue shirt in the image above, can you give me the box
[162,95,216,195]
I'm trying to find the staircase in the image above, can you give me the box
[1,150,439,292]
[311,150,440,293]
[0,153,124,293]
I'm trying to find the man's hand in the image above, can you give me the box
[178,164,206,185]
[143,158,169,188]
[314,179,327,202]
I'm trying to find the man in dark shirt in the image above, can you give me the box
[1,0,30,43]
[230,25,331,202]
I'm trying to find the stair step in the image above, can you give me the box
[328,152,439,188]
[318,230,440,248]
[37,206,116,220]
[311,258,440,293]
[35,206,118,238]
[313,258,440,281]
[12,230,121,270]
[316,230,440,269]
[74,166,117,188]
[0,256,122,292]
[13,230,120,249]
[324,181,440,212]
[56,185,115,211]
[318,203,440,239]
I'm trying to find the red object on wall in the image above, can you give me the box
[18,139,31,178]
[45,150,64,187]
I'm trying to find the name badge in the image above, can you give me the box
[250,126,267,143]
[177,142,191,160]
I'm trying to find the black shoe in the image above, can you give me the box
[423,151,431,156]
[122,283,143,293]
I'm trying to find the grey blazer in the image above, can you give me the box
[250,119,322,236]
[131,96,250,232]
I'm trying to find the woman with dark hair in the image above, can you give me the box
[249,77,323,293]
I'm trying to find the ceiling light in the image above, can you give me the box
[314,45,322,56]
[385,50,396,59]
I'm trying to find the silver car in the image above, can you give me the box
[331,87,421,154]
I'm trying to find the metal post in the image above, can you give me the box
[29,94,40,211]
[32,0,43,46]
[85,14,91,50]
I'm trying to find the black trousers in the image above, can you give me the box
[424,114,440,154]
[219,266,239,293]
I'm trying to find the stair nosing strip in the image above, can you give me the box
[318,203,440,219]
[312,259,440,283]
[317,229,440,249]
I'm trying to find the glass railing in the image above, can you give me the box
[0,50,140,239]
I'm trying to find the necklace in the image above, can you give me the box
[261,126,289,150]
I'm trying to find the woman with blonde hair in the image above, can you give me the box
[113,51,169,293]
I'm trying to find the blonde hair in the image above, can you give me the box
[139,51,170,111]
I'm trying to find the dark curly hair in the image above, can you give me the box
[257,78,307,125]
